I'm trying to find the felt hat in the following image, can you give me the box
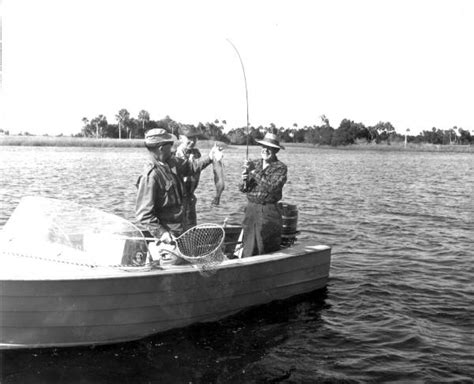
[144,128,176,147]
[255,132,285,150]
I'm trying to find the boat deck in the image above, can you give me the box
[1,242,330,280]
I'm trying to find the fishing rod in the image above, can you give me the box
[226,38,250,159]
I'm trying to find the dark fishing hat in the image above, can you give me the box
[144,128,176,147]
[178,124,203,138]
[255,132,285,150]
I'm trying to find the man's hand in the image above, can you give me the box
[242,159,255,173]
[157,231,173,245]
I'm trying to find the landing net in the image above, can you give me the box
[174,223,225,276]
[0,196,149,268]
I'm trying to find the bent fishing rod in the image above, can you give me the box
[226,38,250,160]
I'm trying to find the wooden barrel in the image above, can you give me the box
[278,202,298,236]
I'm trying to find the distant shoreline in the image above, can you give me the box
[0,135,472,153]
[0,136,146,148]
[283,142,474,153]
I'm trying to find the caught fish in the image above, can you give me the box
[212,159,225,206]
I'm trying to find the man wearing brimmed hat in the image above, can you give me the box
[135,128,223,244]
[175,124,205,230]
[239,132,287,257]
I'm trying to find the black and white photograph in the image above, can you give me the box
[1,0,473,383]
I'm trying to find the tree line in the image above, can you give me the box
[78,109,473,146]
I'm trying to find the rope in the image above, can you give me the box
[0,249,162,271]
[1,249,99,268]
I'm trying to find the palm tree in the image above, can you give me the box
[81,117,90,137]
[115,109,130,139]
[320,115,330,127]
[138,110,150,131]
[292,123,298,142]
[91,115,107,138]
[452,126,459,144]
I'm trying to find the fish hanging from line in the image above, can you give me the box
[212,158,225,206]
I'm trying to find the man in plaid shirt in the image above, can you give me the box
[239,133,287,257]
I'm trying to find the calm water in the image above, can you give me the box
[0,145,473,383]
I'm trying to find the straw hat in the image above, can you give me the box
[255,132,285,150]
[144,128,176,147]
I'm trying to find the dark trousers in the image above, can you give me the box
[242,202,282,257]
[182,194,197,232]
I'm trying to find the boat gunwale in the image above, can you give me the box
[0,243,331,282]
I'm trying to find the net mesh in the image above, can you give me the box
[174,223,226,276]
[1,196,149,268]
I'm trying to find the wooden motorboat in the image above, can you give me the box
[0,197,331,349]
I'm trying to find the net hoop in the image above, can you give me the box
[172,223,226,275]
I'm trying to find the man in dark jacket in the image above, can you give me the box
[135,128,222,244]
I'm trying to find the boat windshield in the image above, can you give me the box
[0,196,149,267]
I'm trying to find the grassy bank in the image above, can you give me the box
[0,135,145,147]
[0,135,226,149]
[1,135,472,153]
[283,141,474,153]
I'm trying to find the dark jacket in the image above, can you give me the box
[175,145,202,198]
[135,154,211,237]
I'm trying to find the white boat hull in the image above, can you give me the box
[0,243,331,349]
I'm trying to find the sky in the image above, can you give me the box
[1,0,473,136]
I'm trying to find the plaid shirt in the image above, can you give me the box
[239,158,287,204]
